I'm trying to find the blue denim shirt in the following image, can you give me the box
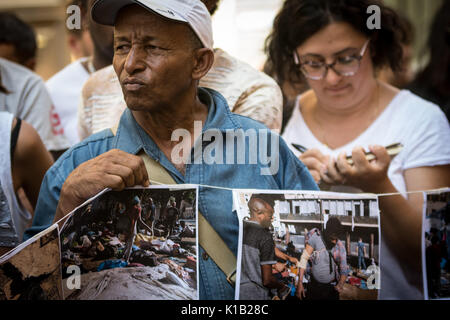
[25,87,318,299]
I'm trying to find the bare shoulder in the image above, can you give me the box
[14,120,48,164]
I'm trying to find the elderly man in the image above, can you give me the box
[25,0,317,299]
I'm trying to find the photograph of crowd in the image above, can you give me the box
[423,189,450,300]
[59,186,198,300]
[0,225,62,300]
[234,190,380,300]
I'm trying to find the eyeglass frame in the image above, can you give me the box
[293,39,371,80]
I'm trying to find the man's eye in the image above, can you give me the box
[145,45,161,51]
[115,45,129,52]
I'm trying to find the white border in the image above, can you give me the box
[233,189,380,300]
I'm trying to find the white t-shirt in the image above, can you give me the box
[0,57,69,151]
[46,58,90,146]
[283,90,450,299]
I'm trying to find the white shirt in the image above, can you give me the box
[0,57,69,151]
[283,90,450,299]
[47,58,91,146]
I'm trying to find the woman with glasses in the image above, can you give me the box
[266,0,450,299]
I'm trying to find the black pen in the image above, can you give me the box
[291,143,308,153]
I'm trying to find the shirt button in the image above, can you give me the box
[202,252,209,261]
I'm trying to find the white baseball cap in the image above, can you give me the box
[91,0,214,50]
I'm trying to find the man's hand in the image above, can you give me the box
[55,149,149,223]
[320,145,391,192]
[299,148,329,183]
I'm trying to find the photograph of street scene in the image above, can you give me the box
[59,186,198,300]
[0,225,62,300]
[423,189,450,300]
[235,190,380,300]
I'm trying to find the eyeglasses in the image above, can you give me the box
[293,39,370,80]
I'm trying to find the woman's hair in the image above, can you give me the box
[412,0,450,96]
[265,0,405,85]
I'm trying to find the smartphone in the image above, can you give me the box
[346,143,403,165]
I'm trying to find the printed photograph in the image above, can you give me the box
[0,225,63,300]
[234,190,380,300]
[59,186,199,300]
[423,189,450,300]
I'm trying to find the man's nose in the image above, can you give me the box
[124,46,145,75]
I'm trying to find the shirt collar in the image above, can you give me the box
[113,86,241,157]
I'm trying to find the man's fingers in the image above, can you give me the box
[107,149,149,186]
[106,163,135,187]
[105,174,127,191]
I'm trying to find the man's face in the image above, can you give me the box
[113,5,198,111]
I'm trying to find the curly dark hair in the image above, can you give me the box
[265,0,405,85]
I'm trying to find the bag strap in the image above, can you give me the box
[110,125,237,286]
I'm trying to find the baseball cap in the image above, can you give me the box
[91,0,213,50]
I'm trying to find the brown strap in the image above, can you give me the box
[110,125,237,286]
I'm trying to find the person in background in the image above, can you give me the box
[0,57,69,156]
[356,237,367,271]
[66,0,94,61]
[0,12,37,71]
[1,78,53,254]
[77,0,283,141]
[46,0,114,146]
[266,0,450,299]
[377,14,415,89]
[408,0,450,121]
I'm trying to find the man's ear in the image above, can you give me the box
[192,48,214,80]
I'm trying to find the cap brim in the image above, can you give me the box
[92,0,188,26]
